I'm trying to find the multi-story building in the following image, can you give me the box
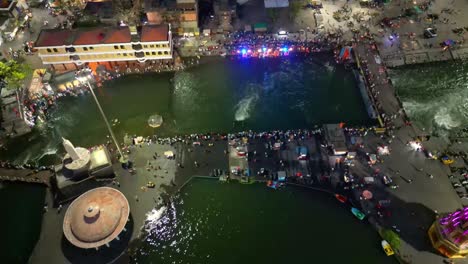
[176,0,199,36]
[0,0,19,18]
[34,24,173,72]
[145,0,199,36]
[1,0,29,41]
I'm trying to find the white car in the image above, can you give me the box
[424,28,437,38]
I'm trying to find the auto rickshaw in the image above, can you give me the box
[441,156,454,165]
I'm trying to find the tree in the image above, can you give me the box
[113,0,142,25]
[0,60,30,90]
[382,229,401,251]
[267,9,279,24]
[289,0,303,21]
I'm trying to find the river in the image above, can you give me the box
[0,182,45,263]
[390,60,468,138]
[1,54,370,165]
[1,54,372,263]
[132,179,397,264]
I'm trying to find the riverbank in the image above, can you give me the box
[1,49,465,264]
[354,40,468,264]
[8,119,465,264]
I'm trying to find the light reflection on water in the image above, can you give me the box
[1,55,370,165]
[390,60,468,136]
[131,179,397,264]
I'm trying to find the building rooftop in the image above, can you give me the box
[35,25,169,47]
[0,0,14,10]
[141,24,169,42]
[83,1,114,19]
[74,27,131,45]
[63,187,130,248]
[34,30,74,47]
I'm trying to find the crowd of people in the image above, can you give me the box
[358,48,409,134]
[0,160,52,171]
[22,83,89,127]
[223,31,342,57]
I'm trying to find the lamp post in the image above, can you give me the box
[76,72,127,163]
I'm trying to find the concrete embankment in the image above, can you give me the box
[380,47,468,68]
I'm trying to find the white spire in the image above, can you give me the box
[62,137,81,161]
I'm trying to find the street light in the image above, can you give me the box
[76,70,127,163]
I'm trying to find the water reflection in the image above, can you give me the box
[131,180,395,264]
[391,60,468,135]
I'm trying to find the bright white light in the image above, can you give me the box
[377,146,390,155]
[76,76,87,82]
[278,30,287,35]
[409,141,422,151]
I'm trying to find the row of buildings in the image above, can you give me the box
[80,0,200,36]
[33,0,203,71]
[35,24,173,71]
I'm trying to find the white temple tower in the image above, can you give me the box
[61,138,91,178]
[62,137,81,161]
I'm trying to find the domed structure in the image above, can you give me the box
[63,187,130,249]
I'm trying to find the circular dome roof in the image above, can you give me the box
[63,187,130,248]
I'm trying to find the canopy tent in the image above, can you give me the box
[254,23,268,32]
[362,190,373,200]
[164,151,174,158]
[338,46,352,60]
[443,39,455,47]
[264,0,289,8]
[277,171,286,181]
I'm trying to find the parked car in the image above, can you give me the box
[382,175,393,185]
[424,28,437,38]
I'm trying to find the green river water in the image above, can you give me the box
[132,179,397,264]
[5,54,448,263]
[1,54,370,164]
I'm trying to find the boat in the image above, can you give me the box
[335,194,347,203]
[381,240,394,256]
[351,207,366,220]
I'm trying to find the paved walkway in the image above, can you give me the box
[0,167,51,186]
[354,40,467,264]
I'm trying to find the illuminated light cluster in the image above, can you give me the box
[235,46,295,58]
[439,207,468,245]
[377,146,390,155]
[408,141,423,151]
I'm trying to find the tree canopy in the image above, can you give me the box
[0,60,30,90]
[289,0,304,20]
[382,229,401,250]
[113,0,142,25]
